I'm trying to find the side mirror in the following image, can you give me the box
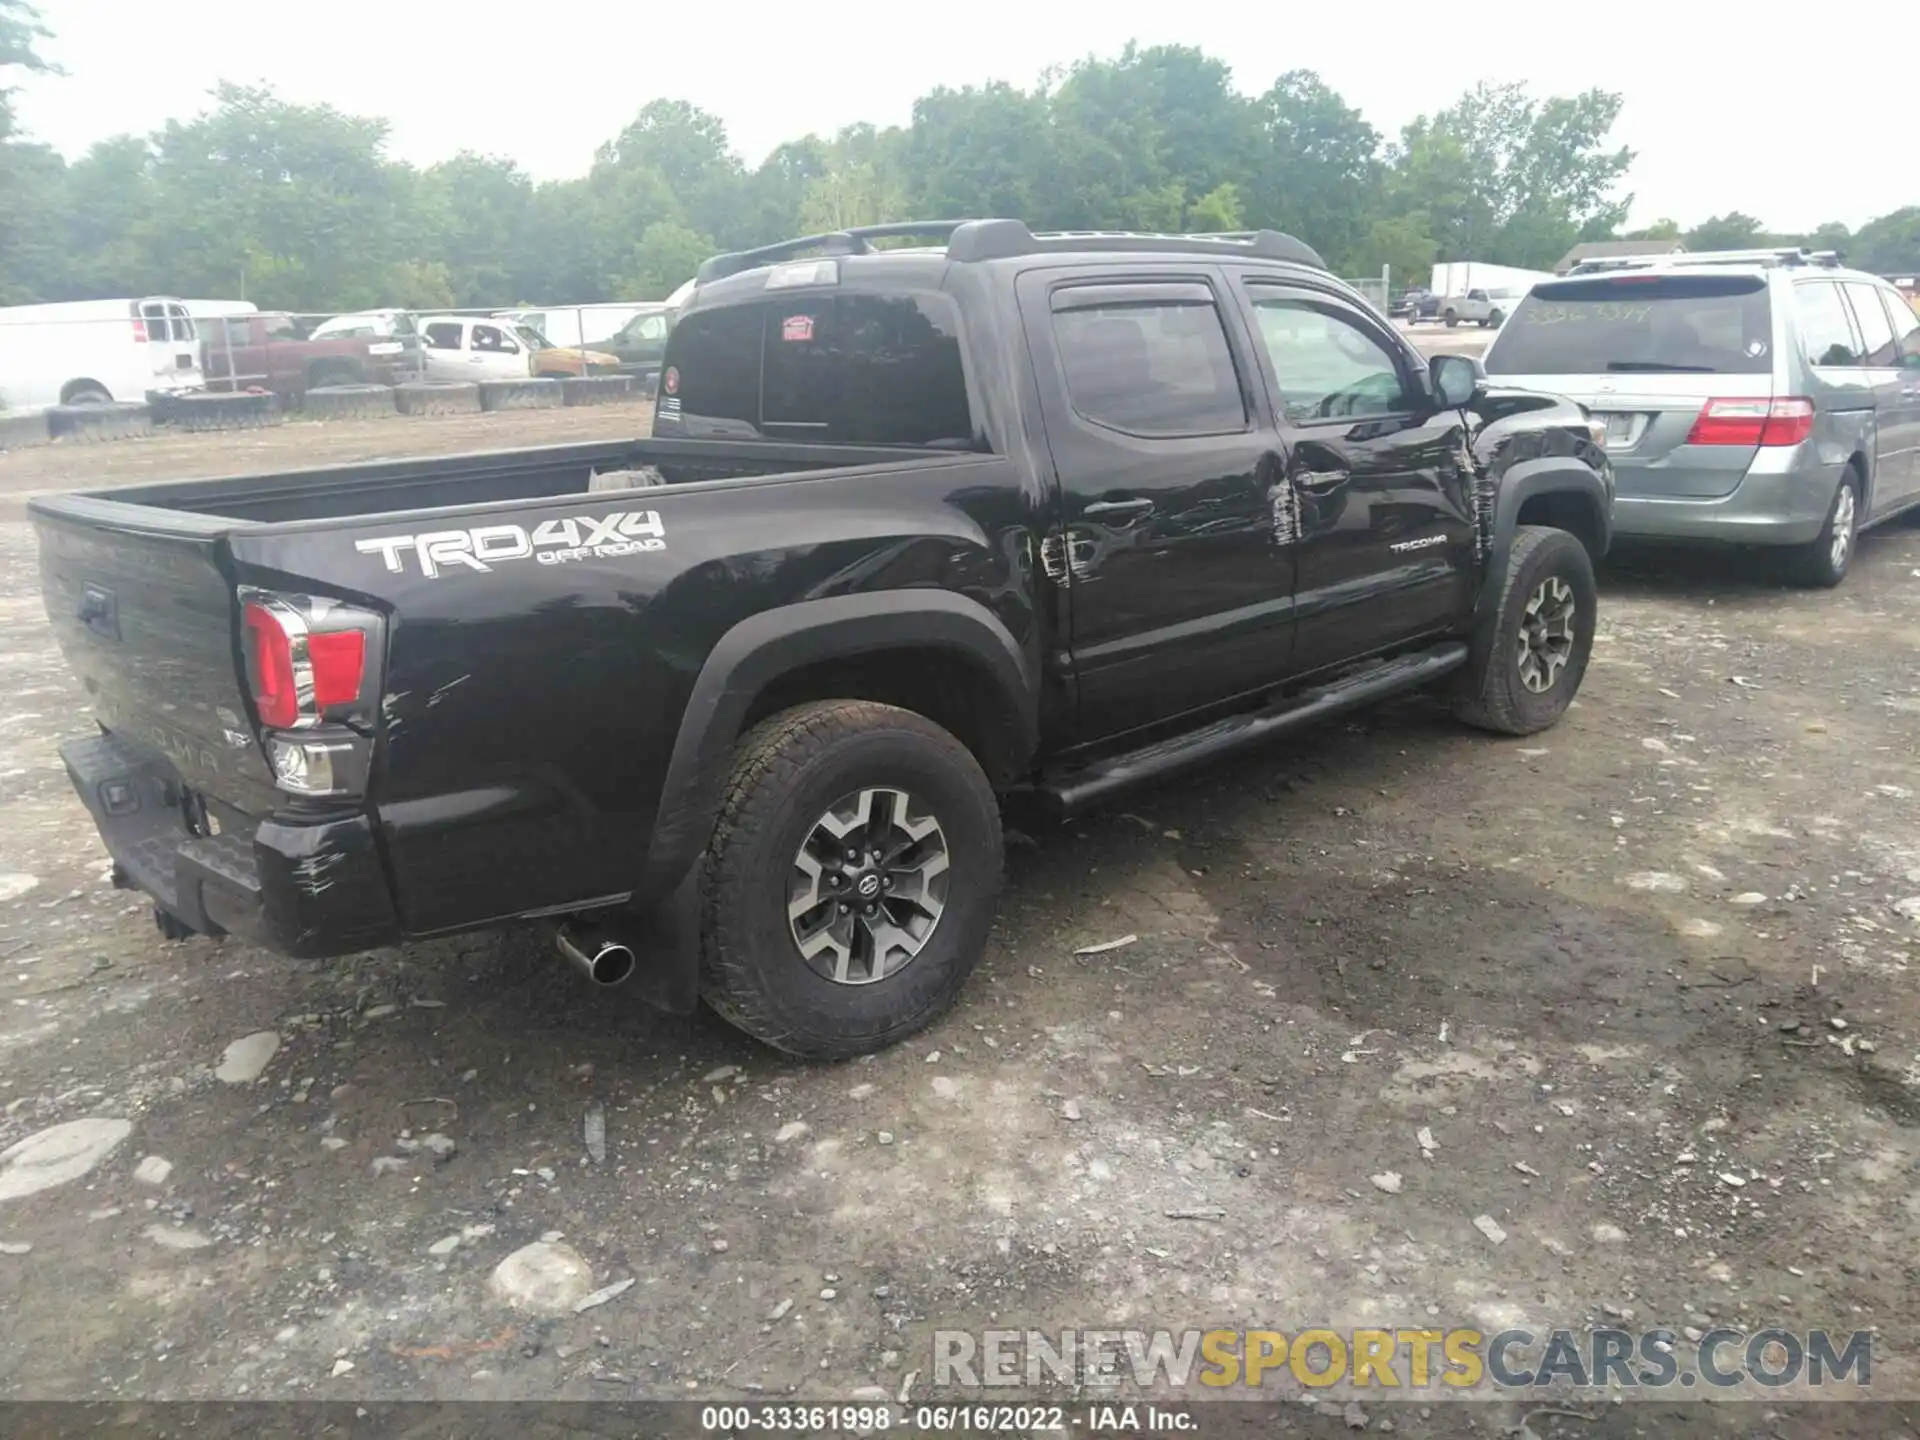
[1429,353,1482,409]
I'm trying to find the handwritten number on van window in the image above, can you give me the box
[1523,303,1655,326]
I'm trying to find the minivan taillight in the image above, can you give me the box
[239,591,381,797]
[131,318,148,343]
[1686,397,1815,448]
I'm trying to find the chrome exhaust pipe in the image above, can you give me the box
[555,923,636,987]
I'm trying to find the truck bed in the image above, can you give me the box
[51,435,959,526]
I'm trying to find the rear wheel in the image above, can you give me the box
[1785,470,1860,588]
[700,700,1003,1059]
[1454,525,1597,736]
[1488,309,1505,328]
[62,383,111,405]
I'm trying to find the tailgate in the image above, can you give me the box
[33,504,280,812]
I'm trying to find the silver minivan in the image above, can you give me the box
[1483,249,1920,586]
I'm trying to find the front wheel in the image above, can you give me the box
[1444,310,1459,328]
[1488,309,1504,328]
[700,700,1003,1059]
[1784,472,1859,588]
[1454,525,1597,736]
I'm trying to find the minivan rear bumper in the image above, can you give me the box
[62,729,401,958]
[1611,446,1838,546]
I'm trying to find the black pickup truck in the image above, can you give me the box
[31,220,1613,1059]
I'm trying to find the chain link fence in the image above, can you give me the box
[0,303,668,416]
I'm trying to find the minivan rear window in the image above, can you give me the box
[1486,274,1772,376]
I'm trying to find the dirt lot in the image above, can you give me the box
[0,407,1917,1437]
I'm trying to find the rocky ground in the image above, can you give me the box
[0,405,1917,1439]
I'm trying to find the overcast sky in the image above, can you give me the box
[10,0,1909,234]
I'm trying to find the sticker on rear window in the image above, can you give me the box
[781,314,815,343]
[662,365,680,396]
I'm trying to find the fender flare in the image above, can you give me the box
[1470,457,1613,676]
[636,590,1037,905]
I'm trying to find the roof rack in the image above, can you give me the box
[693,218,1327,285]
[1568,246,1844,276]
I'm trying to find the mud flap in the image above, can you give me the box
[625,864,703,1015]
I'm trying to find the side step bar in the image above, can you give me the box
[1035,643,1469,817]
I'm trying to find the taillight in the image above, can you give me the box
[131,318,148,342]
[1686,397,1815,448]
[239,590,380,797]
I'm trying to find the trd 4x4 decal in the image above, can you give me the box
[355,511,667,579]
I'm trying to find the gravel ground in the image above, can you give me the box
[0,405,1917,1438]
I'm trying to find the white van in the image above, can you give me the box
[494,304,645,351]
[0,296,206,412]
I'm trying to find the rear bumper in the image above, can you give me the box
[1611,449,1839,546]
[62,730,402,958]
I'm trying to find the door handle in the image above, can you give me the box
[1293,468,1351,493]
[1082,498,1155,518]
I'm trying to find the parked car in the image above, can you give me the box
[417,314,621,382]
[1442,286,1526,329]
[31,219,1612,1061]
[306,309,422,345]
[1393,287,1439,323]
[0,296,204,411]
[1483,248,1920,586]
[594,305,672,384]
[199,311,425,399]
[494,304,648,352]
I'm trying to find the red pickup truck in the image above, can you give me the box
[201,312,425,400]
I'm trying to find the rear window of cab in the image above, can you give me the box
[1486,274,1772,376]
[659,291,975,447]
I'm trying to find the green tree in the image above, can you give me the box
[905,82,1052,222]
[619,220,713,298]
[1849,207,1920,273]
[0,0,57,302]
[0,0,53,141]
[796,124,908,234]
[1246,70,1380,269]
[1049,43,1259,231]
[1387,82,1633,268]
[597,99,745,245]
[1683,212,1764,252]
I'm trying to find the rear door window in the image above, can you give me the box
[1881,289,1920,365]
[1487,274,1773,375]
[1793,282,1863,367]
[1050,289,1247,437]
[1842,282,1898,366]
[423,322,463,350]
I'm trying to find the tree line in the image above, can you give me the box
[2,2,1916,313]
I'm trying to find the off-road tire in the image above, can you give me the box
[164,390,281,433]
[1784,469,1860,588]
[47,402,152,444]
[478,378,563,412]
[1453,524,1597,736]
[561,374,636,407]
[303,384,396,421]
[700,700,1003,1060]
[394,380,482,417]
[0,411,51,451]
[306,361,363,390]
